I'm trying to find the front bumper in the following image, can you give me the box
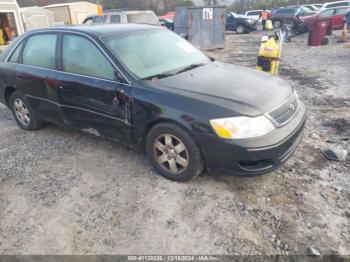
[197,101,306,176]
[247,23,257,31]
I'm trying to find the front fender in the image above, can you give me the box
[130,82,223,149]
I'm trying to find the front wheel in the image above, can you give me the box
[273,20,283,29]
[146,123,204,182]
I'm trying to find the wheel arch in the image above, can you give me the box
[4,86,17,107]
[141,118,191,148]
[140,118,207,167]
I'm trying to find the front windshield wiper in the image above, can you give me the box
[173,62,207,75]
[143,62,208,80]
[143,73,175,80]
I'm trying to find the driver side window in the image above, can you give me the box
[62,34,115,80]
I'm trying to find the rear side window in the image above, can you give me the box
[8,41,24,63]
[94,16,104,23]
[336,8,348,14]
[320,9,335,17]
[62,34,115,80]
[276,8,294,14]
[249,11,261,16]
[110,15,121,23]
[22,34,57,69]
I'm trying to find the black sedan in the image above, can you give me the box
[0,24,306,182]
[226,12,257,34]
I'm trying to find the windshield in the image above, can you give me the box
[102,29,210,79]
[127,13,159,25]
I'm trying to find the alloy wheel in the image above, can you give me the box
[236,25,244,34]
[13,98,31,127]
[153,133,189,175]
[274,20,282,29]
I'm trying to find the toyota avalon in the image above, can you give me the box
[0,24,306,181]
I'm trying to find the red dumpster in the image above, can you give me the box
[308,18,332,46]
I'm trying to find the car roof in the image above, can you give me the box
[103,10,155,15]
[25,24,159,37]
[323,0,350,6]
[321,6,350,11]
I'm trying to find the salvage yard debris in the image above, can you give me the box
[321,147,348,162]
[308,246,321,256]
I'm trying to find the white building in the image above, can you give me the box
[21,6,54,31]
[44,1,99,25]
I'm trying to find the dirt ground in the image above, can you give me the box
[0,31,349,256]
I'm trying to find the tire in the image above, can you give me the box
[236,24,246,34]
[10,91,44,131]
[322,37,329,45]
[146,123,204,182]
[273,20,283,29]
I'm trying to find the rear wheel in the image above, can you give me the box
[146,123,204,182]
[10,91,43,131]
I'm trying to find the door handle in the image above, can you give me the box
[16,74,27,79]
[113,88,125,107]
[59,85,72,90]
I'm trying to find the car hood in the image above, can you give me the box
[236,14,251,19]
[155,62,293,116]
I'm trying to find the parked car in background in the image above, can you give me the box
[83,15,104,24]
[269,7,312,28]
[244,10,270,21]
[321,0,350,9]
[159,18,174,30]
[313,4,325,9]
[299,6,313,12]
[302,6,349,29]
[83,10,159,25]
[301,4,320,11]
[245,10,262,21]
[226,12,256,33]
[0,25,306,181]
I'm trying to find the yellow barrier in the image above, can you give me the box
[0,30,5,46]
[256,37,281,75]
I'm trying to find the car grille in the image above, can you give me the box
[266,92,299,127]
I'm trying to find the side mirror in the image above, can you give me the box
[115,71,127,84]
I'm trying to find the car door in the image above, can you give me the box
[226,13,235,30]
[333,8,347,28]
[319,9,336,25]
[56,32,133,144]
[14,33,63,124]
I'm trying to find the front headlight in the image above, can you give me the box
[210,115,275,139]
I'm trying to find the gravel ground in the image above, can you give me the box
[0,31,349,256]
